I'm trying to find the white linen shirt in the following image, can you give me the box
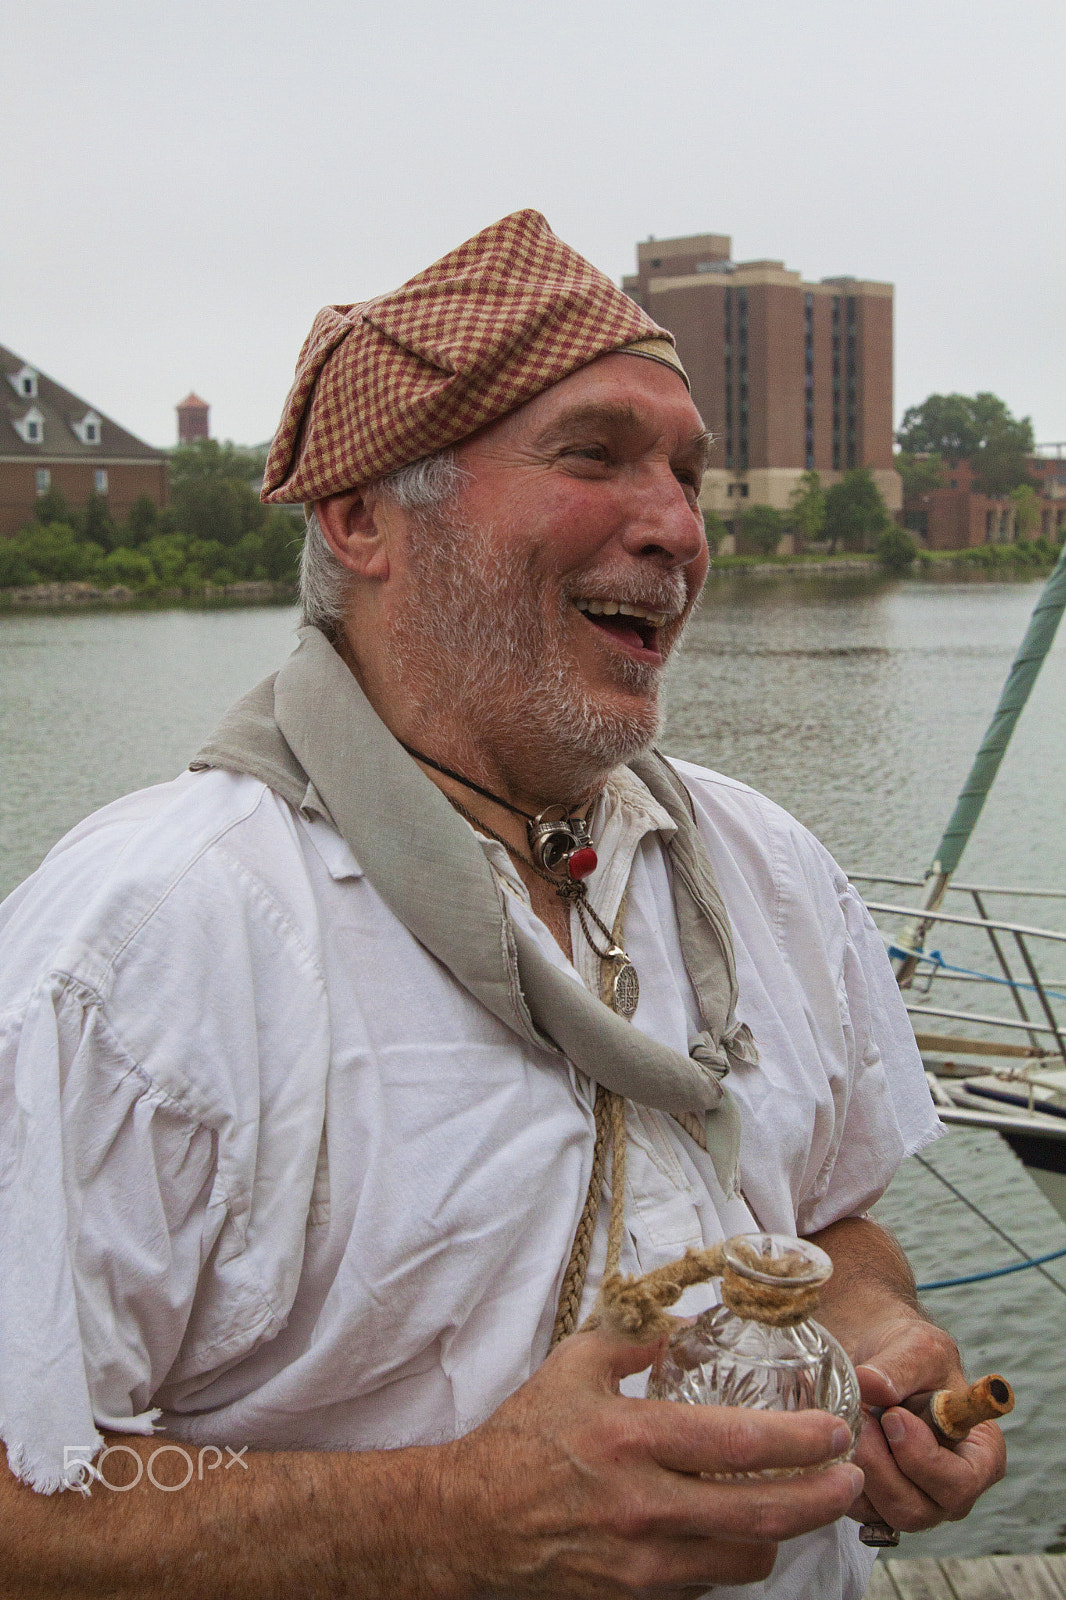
[0,757,940,1600]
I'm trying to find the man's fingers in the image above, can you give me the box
[856,1407,1006,1531]
[853,1409,943,1530]
[637,1395,856,1479]
[639,1461,866,1546]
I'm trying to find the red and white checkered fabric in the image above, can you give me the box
[261,210,685,504]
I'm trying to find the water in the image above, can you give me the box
[1,578,1064,1555]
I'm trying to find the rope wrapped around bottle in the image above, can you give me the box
[580,1237,828,1343]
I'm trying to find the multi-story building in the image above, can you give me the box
[0,345,167,538]
[622,233,900,530]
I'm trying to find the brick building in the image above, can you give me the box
[622,233,900,533]
[903,452,1066,550]
[176,392,210,445]
[0,345,167,538]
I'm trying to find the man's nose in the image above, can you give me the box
[618,472,707,568]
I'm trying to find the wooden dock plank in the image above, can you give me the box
[939,1555,1010,1599]
[991,1554,1066,1600]
[872,1554,1066,1600]
[880,1556,959,1598]
[864,1562,898,1599]
[1042,1555,1066,1599]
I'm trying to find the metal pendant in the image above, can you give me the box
[608,950,640,1018]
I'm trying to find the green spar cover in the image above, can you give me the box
[930,539,1066,879]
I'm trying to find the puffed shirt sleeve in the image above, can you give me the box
[0,974,219,1492]
[795,873,943,1234]
[0,774,334,1494]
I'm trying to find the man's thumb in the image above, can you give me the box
[560,1326,669,1388]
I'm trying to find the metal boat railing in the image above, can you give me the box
[849,875,1066,1068]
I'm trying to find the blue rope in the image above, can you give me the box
[917,1246,1066,1291]
[887,943,1066,1002]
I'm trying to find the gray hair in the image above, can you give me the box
[299,450,467,636]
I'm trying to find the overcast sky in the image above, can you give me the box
[3,0,1063,452]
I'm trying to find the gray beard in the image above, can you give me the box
[383,506,690,797]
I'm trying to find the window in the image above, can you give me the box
[36,468,51,496]
[94,468,108,494]
[7,364,38,400]
[72,410,103,446]
[14,405,45,445]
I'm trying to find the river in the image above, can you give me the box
[1,575,1064,1557]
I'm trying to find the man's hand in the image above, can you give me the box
[440,1327,864,1599]
[808,1218,1007,1538]
[850,1317,1006,1534]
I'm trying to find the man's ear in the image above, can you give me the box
[314,491,391,581]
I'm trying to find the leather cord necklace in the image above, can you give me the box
[401,741,641,1018]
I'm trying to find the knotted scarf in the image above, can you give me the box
[191,627,757,1192]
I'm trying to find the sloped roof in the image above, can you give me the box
[177,392,209,410]
[0,344,163,461]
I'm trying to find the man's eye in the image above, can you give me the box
[567,444,609,463]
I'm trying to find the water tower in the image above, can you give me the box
[176,393,210,445]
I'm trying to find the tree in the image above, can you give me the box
[33,486,73,526]
[167,438,268,486]
[894,452,944,498]
[77,491,118,551]
[896,393,1034,497]
[875,525,918,575]
[167,437,269,549]
[822,469,890,553]
[787,471,825,543]
[740,503,785,557]
[120,495,162,547]
[1010,483,1040,539]
[702,509,728,556]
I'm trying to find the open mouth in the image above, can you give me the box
[573,597,670,655]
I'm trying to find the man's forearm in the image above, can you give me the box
[1,1433,460,1600]
[805,1216,927,1356]
[0,1328,868,1600]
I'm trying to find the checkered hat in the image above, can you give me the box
[261,209,687,504]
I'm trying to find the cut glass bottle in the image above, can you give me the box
[646,1232,861,1475]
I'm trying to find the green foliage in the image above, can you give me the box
[118,495,162,547]
[3,523,105,583]
[823,469,890,553]
[1010,483,1040,538]
[896,393,1034,497]
[33,487,73,525]
[167,438,268,486]
[739,504,785,557]
[77,491,119,551]
[875,524,919,575]
[787,471,826,541]
[169,477,266,548]
[895,452,945,498]
[702,509,728,556]
[1,436,302,596]
[97,547,156,587]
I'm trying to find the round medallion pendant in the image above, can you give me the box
[611,958,640,1019]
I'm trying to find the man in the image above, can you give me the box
[0,211,1003,1598]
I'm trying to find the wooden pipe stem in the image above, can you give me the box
[900,1373,1014,1444]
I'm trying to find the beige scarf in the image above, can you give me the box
[191,627,756,1193]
